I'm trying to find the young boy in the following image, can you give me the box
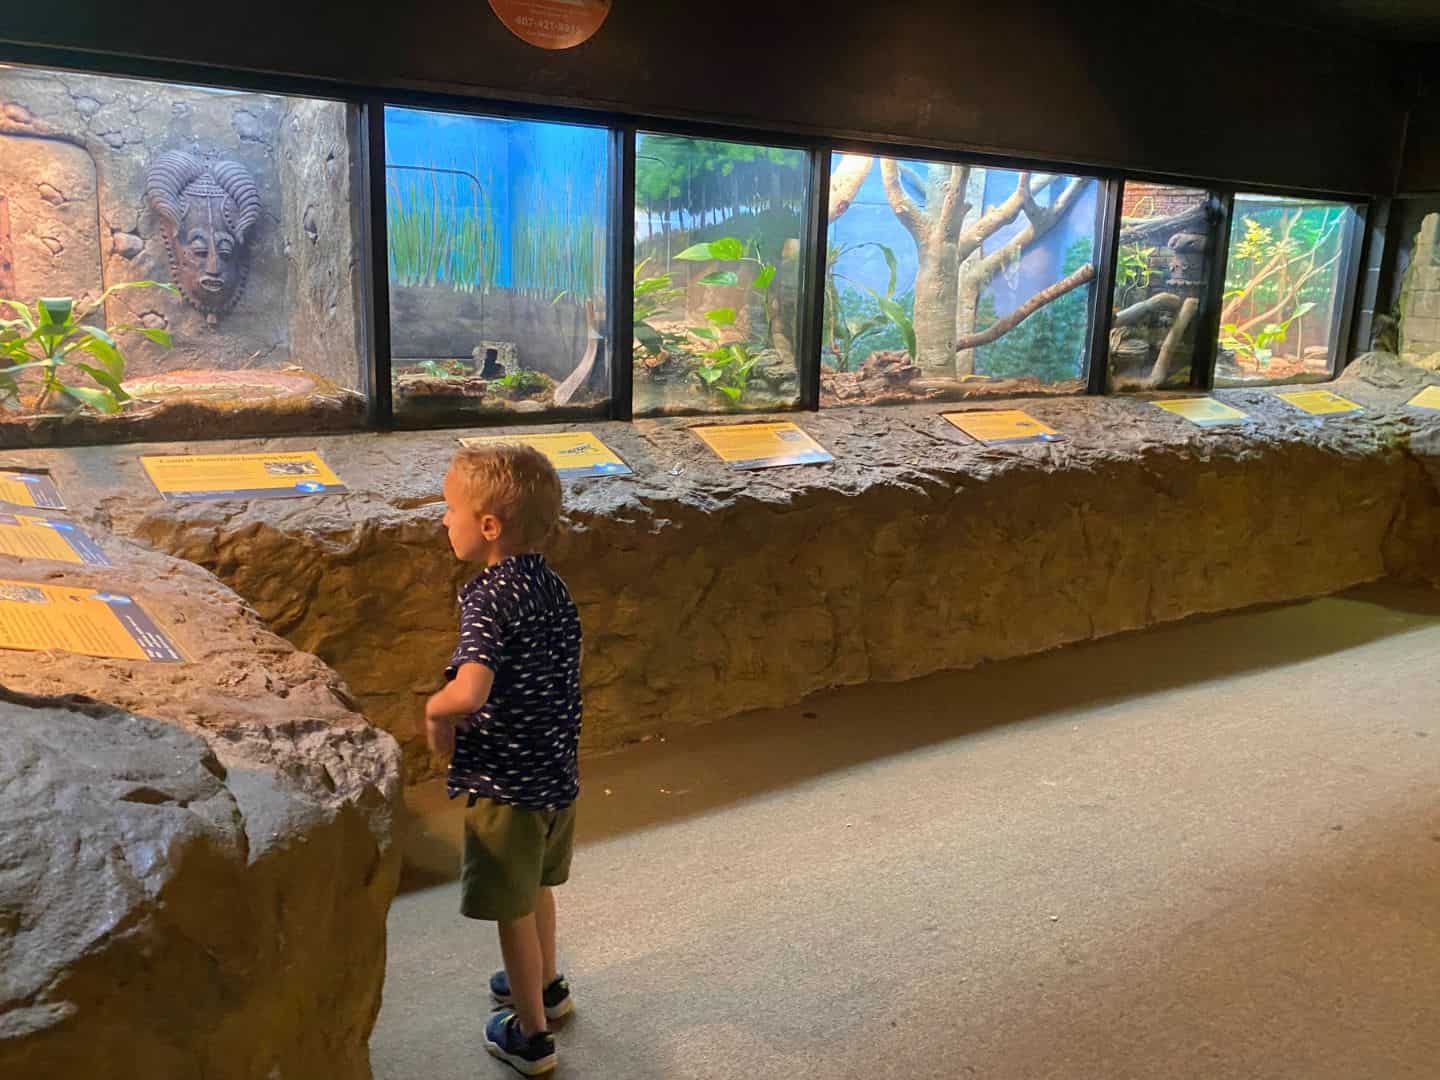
[426,444,583,1077]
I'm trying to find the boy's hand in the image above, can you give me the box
[425,711,457,759]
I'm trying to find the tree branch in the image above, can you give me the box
[954,263,1095,351]
[880,158,924,238]
[966,176,1091,292]
[828,155,874,223]
[1118,204,1210,246]
[1113,292,1182,327]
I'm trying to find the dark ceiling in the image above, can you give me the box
[1201,0,1440,43]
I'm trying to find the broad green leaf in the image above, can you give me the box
[701,347,732,362]
[873,292,916,358]
[704,307,736,326]
[78,279,177,321]
[137,327,173,348]
[635,276,672,295]
[674,242,716,262]
[1290,301,1316,320]
[697,366,725,385]
[697,271,739,287]
[753,265,776,290]
[1219,323,1238,334]
[72,362,130,402]
[709,237,743,261]
[879,244,898,297]
[0,299,35,329]
[717,385,742,401]
[689,326,719,342]
[37,298,74,327]
[635,324,663,351]
[78,327,125,378]
[59,383,122,414]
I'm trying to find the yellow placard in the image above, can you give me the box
[140,451,347,501]
[942,409,1061,445]
[1275,389,1363,416]
[0,514,110,566]
[0,579,183,662]
[460,431,632,478]
[691,421,834,470]
[0,469,66,510]
[1406,385,1440,411]
[1154,397,1249,427]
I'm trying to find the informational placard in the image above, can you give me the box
[1154,397,1250,428]
[0,579,183,662]
[140,451,347,501]
[1407,385,1440,411]
[461,431,632,479]
[488,0,611,49]
[691,421,834,471]
[0,514,110,566]
[942,409,1062,445]
[1275,389,1363,416]
[0,468,66,511]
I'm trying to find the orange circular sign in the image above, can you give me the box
[489,0,612,50]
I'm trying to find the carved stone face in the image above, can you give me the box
[145,151,260,325]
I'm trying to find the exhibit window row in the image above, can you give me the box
[0,59,1408,450]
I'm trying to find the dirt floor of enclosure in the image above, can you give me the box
[375,584,1440,1080]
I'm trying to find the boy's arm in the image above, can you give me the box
[424,662,495,758]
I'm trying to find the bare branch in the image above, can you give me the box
[828,155,874,223]
[1140,296,1199,389]
[954,263,1095,351]
[880,158,924,238]
[1113,292,1182,327]
[1118,205,1210,246]
[966,177,1092,292]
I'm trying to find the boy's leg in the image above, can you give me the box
[535,885,559,985]
[497,912,548,1038]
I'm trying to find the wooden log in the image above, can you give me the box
[1113,291,1182,328]
[0,195,15,299]
[552,300,600,407]
[1142,296,1200,389]
[953,263,1096,352]
[1117,204,1210,246]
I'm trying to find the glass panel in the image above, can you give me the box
[385,106,611,422]
[821,153,1098,406]
[632,133,808,416]
[1108,183,1220,392]
[0,63,365,447]
[1215,195,1357,386]
[1387,199,1440,367]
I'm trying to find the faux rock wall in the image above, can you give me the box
[0,529,402,1076]
[26,356,1440,783]
[390,284,595,379]
[0,65,363,386]
[1400,212,1440,367]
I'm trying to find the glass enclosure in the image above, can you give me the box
[1214,195,1357,386]
[1385,199,1440,367]
[821,152,1099,406]
[0,63,365,447]
[385,107,611,422]
[631,132,808,416]
[1107,182,1220,392]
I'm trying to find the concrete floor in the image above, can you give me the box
[372,585,1440,1079]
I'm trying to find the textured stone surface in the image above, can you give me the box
[0,133,103,305]
[279,100,366,393]
[0,530,402,1076]
[11,357,1440,782]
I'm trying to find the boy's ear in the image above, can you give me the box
[479,513,503,541]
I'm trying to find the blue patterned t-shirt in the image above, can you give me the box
[445,553,583,811]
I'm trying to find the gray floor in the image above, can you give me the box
[373,585,1440,1079]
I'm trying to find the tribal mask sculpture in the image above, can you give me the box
[145,150,261,325]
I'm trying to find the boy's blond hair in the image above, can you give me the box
[450,443,562,550]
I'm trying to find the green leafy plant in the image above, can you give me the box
[1220,302,1315,369]
[494,367,548,394]
[414,359,471,378]
[1115,242,1160,306]
[0,283,175,414]
[823,241,915,371]
[691,305,759,402]
[633,256,685,358]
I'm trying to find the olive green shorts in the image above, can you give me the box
[460,796,576,922]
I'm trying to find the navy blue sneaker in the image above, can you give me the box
[485,1007,556,1076]
[490,971,574,1021]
